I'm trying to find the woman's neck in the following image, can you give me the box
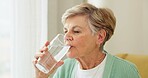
[76,50,106,70]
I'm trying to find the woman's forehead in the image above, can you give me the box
[63,25,83,30]
[63,15,89,29]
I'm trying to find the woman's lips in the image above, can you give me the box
[69,46,74,49]
[66,44,74,49]
[70,46,73,48]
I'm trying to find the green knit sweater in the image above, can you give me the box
[51,53,141,78]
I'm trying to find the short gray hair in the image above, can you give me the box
[62,3,116,49]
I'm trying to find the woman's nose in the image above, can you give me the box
[65,35,73,41]
[64,33,73,41]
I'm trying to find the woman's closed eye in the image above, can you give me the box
[73,30,80,33]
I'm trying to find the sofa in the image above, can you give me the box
[117,53,148,78]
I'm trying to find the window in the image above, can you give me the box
[0,0,12,78]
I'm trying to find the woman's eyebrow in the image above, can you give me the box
[72,25,82,29]
[63,25,82,30]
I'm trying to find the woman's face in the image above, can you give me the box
[64,15,99,58]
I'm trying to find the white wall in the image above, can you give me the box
[88,0,148,54]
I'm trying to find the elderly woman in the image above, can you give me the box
[33,3,140,78]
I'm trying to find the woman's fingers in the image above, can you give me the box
[40,41,49,52]
[32,59,37,65]
[41,41,50,49]
[33,41,52,78]
[34,41,50,62]
[45,41,50,47]
[40,47,48,53]
[34,52,45,59]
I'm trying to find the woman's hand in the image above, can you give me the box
[33,41,64,78]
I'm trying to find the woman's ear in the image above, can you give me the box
[97,29,106,45]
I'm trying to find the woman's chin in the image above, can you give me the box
[66,51,75,58]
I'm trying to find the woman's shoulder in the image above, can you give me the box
[105,53,140,78]
[106,53,136,67]
[110,54,137,68]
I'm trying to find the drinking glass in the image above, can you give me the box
[35,34,70,74]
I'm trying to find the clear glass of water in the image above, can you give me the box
[35,34,70,74]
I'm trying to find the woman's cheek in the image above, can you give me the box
[66,37,85,58]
